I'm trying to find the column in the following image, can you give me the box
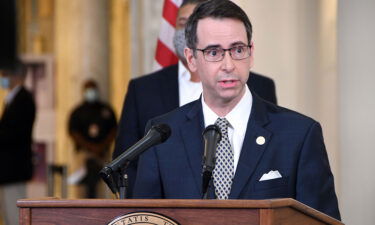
[109,0,131,115]
[54,0,109,197]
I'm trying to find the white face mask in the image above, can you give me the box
[84,88,99,102]
[0,77,10,89]
[173,28,187,62]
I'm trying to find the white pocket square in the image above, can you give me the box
[259,170,282,181]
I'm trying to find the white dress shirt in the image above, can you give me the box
[201,85,252,174]
[5,85,22,105]
[178,61,202,106]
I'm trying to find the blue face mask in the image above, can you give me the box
[84,88,99,102]
[173,28,187,61]
[0,77,10,89]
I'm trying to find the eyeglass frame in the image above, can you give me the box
[193,44,252,62]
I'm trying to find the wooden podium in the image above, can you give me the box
[17,198,343,225]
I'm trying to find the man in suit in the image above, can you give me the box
[0,63,36,225]
[133,0,341,221]
[113,0,276,197]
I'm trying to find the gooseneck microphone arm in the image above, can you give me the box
[202,125,221,199]
[100,123,171,198]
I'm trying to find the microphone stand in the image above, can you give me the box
[117,163,130,199]
[202,170,213,199]
[100,124,172,199]
[100,161,130,199]
[201,125,221,200]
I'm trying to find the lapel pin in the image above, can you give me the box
[256,136,266,145]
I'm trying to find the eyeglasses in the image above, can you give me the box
[195,44,252,62]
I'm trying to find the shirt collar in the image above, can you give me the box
[178,60,191,81]
[201,85,252,130]
[225,86,252,135]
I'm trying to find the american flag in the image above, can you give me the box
[153,0,183,71]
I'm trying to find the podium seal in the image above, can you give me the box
[107,212,180,225]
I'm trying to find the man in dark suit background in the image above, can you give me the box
[133,0,340,221]
[113,0,276,197]
[0,63,36,225]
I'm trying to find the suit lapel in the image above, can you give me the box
[180,100,205,194]
[159,65,179,111]
[229,94,272,198]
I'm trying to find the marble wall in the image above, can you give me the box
[338,0,375,224]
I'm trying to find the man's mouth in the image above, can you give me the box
[218,79,238,87]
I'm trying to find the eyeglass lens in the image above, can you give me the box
[203,45,250,62]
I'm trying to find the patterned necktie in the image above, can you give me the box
[213,117,234,199]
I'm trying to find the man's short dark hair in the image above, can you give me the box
[83,79,98,90]
[185,0,252,49]
[180,0,207,8]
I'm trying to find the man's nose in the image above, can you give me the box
[220,51,235,72]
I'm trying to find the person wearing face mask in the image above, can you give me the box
[112,0,277,198]
[68,79,117,198]
[0,62,35,225]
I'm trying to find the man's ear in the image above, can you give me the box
[184,47,197,72]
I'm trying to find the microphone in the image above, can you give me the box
[201,125,221,199]
[100,123,171,194]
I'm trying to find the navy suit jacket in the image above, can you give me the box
[133,94,341,221]
[0,86,35,184]
[113,64,276,196]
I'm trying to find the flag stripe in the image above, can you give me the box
[155,40,179,67]
[171,0,183,6]
[153,62,162,71]
[153,0,183,71]
[162,0,179,27]
[158,19,176,53]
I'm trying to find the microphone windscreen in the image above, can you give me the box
[203,125,221,141]
[152,123,171,142]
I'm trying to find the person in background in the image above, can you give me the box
[133,0,341,221]
[113,0,277,198]
[0,62,36,225]
[68,79,117,198]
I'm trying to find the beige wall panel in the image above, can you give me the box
[110,0,131,117]
[0,89,7,116]
[55,0,109,198]
[338,0,375,224]
[130,0,164,77]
